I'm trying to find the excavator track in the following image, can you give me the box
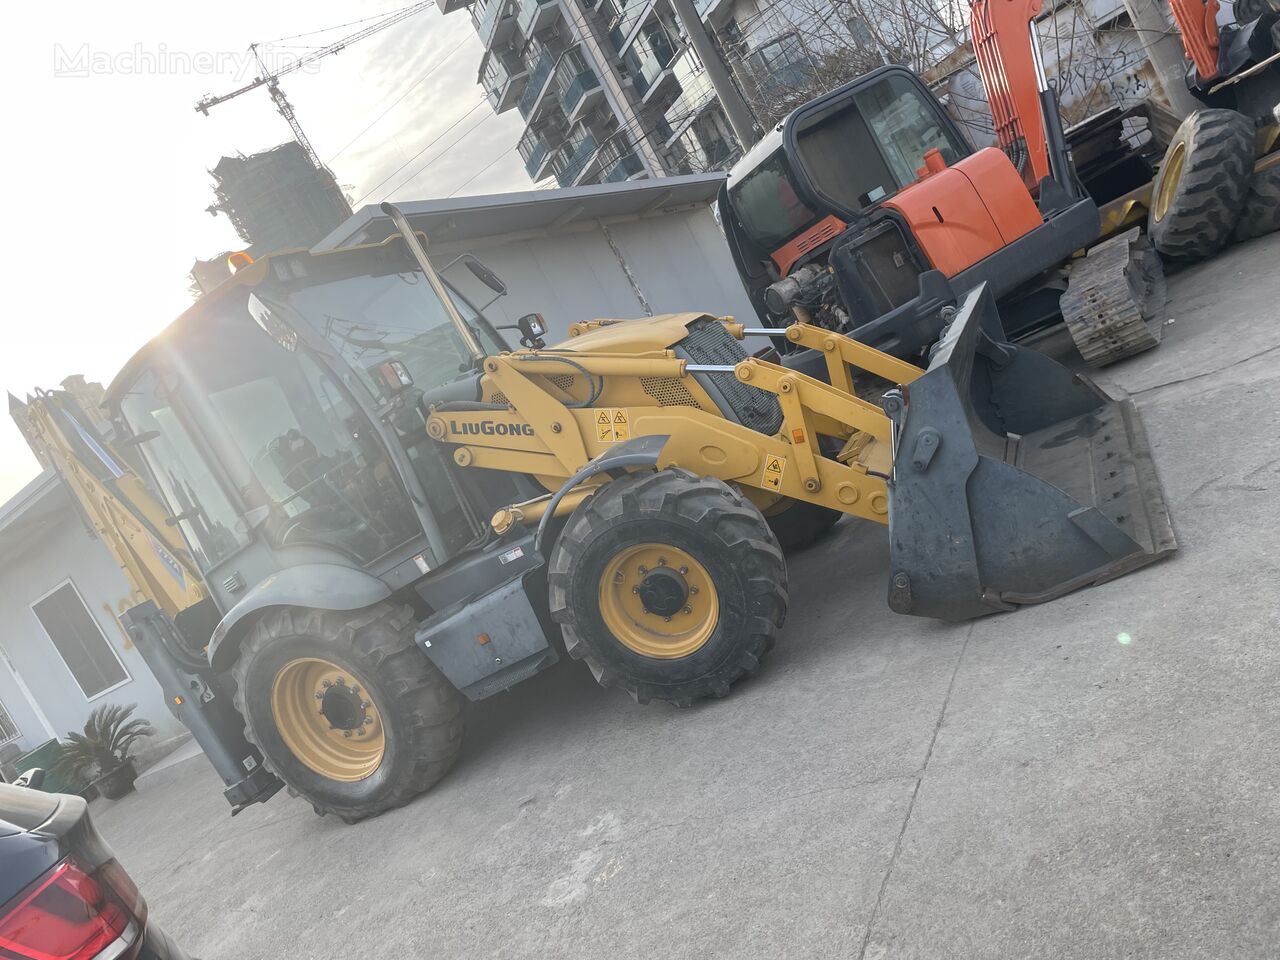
[1059,227,1167,367]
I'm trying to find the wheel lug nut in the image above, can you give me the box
[632,586,640,594]
[315,692,324,700]
[683,606,692,614]
[350,685,359,694]
[679,566,688,575]
[638,565,647,574]
[614,571,624,583]
[322,680,332,688]
[663,616,672,622]
[690,586,699,595]
[363,717,373,725]
[342,730,352,738]
[361,700,371,709]
[658,557,667,565]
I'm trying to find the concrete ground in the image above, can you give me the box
[93,234,1280,959]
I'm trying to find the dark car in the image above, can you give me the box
[0,779,191,960]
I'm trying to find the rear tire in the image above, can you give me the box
[1234,162,1280,241]
[1148,108,1255,261]
[231,604,463,823]
[548,469,787,707]
[764,496,842,552]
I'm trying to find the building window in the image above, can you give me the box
[0,698,18,746]
[31,581,130,701]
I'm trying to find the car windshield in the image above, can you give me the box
[281,269,505,399]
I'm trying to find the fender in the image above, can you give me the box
[207,563,391,672]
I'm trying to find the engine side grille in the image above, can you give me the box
[640,376,699,407]
[676,319,784,436]
[487,373,574,408]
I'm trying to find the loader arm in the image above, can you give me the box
[427,289,1174,620]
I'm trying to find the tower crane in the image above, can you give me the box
[194,2,435,171]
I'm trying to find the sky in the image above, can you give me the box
[0,1,531,501]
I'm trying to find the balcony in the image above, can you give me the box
[603,152,644,181]
[472,0,517,50]
[482,55,529,113]
[517,47,556,119]
[518,0,560,35]
[555,58,602,123]
[518,128,554,179]
[629,35,677,102]
[435,0,471,14]
[552,131,599,186]
[608,0,654,54]
[599,136,645,182]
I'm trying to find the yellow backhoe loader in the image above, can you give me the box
[23,203,1175,822]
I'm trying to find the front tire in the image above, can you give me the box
[1148,108,1255,261]
[549,469,787,707]
[764,496,842,552]
[231,604,463,823]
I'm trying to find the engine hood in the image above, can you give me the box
[551,313,721,356]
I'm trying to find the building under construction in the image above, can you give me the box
[206,141,352,256]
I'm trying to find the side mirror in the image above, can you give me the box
[516,313,547,349]
[14,768,45,790]
[465,257,507,296]
[371,359,414,399]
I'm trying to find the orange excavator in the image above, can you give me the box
[718,0,1168,371]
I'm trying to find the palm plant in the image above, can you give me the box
[53,703,153,783]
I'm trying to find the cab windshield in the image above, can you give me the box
[727,150,820,252]
[793,72,968,216]
[280,269,506,398]
[120,291,422,568]
[728,72,971,251]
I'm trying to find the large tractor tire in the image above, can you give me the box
[231,603,463,823]
[1234,162,1280,241]
[1148,108,1255,261]
[549,469,787,707]
[763,496,842,553]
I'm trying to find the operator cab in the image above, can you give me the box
[722,66,971,284]
[107,239,527,615]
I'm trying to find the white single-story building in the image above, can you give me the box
[0,469,186,778]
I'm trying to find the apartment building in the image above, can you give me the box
[439,0,746,186]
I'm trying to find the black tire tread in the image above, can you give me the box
[1234,162,1280,242]
[765,496,843,552]
[1149,108,1255,261]
[548,469,787,707]
[231,603,463,823]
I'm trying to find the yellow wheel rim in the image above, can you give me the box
[270,658,385,781]
[1153,141,1186,223]
[598,543,719,659]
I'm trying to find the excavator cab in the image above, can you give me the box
[720,23,1166,370]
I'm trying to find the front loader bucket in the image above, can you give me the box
[882,284,1176,621]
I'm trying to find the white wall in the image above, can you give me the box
[0,506,185,760]
[434,206,761,342]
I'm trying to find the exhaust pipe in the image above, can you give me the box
[381,201,486,364]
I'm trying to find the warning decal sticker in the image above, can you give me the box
[762,454,786,491]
